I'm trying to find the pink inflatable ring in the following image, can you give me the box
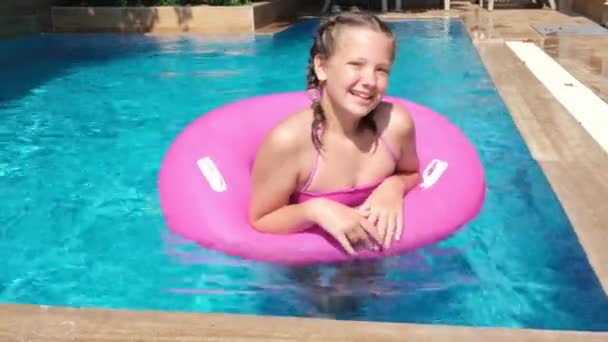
[158,92,486,265]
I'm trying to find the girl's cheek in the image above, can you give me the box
[379,74,390,87]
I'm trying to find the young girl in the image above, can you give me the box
[249,11,420,256]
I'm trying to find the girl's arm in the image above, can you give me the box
[384,104,420,193]
[248,125,321,234]
[358,103,420,248]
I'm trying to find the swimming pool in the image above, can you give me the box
[1,18,607,331]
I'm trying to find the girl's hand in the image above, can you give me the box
[358,179,405,250]
[310,198,383,255]
[357,103,421,249]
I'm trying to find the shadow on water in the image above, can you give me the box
[161,229,480,325]
[269,252,478,323]
[0,33,160,103]
[0,4,200,104]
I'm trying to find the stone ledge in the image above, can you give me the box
[2,303,607,342]
[51,0,298,34]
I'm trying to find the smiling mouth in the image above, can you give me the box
[350,90,374,101]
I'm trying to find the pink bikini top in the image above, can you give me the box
[291,136,399,207]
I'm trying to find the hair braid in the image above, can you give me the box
[306,17,338,151]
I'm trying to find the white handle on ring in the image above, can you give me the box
[196,156,227,192]
[419,158,448,189]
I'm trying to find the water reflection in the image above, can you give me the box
[162,229,479,321]
[284,258,388,318]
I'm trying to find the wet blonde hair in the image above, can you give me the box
[306,11,396,151]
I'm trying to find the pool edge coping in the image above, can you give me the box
[1,303,607,341]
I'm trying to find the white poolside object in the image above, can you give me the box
[506,41,608,153]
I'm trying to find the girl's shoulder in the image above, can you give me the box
[374,100,415,139]
[257,107,314,157]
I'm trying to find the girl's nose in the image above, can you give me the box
[360,68,377,88]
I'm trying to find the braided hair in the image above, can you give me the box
[306,11,396,152]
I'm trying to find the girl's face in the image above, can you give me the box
[314,26,394,119]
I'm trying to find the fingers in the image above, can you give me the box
[359,218,382,246]
[377,210,388,244]
[354,226,379,252]
[384,213,396,249]
[359,208,370,218]
[345,226,380,253]
[366,209,382,242]
[335,233,356,255]
[395,210,404,242]
[363,237,379,252]
[366,210,379,228]
[346,228,365,243]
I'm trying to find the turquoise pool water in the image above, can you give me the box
[1,18,607,331]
